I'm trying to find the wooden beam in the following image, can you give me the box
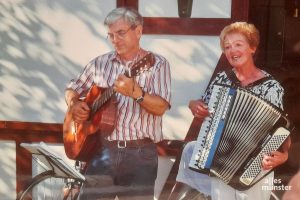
[143,18,231,35]
[117,0,138,9]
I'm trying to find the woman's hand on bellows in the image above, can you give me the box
[262,150,288,170]
[189,100,210,120]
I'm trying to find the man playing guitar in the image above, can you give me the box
[64,7,171,200]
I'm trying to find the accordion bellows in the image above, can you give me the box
[189,84,292,190]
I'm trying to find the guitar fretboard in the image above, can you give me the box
[91,87,115,115]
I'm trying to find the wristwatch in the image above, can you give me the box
[135,90,145,103]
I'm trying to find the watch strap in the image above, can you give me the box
[135,90,145,103]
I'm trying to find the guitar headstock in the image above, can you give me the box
[126,53,155,77]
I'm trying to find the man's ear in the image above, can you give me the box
[135,25,143,39]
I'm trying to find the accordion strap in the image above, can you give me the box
[225,69,273,88]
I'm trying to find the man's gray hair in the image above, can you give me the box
[104,7,143,27]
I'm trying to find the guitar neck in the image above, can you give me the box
[89,70,130,117]
[90,87,115,116]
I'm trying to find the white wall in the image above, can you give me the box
[0,141,16,200]
[0,0,115,123]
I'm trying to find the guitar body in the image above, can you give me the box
[63,86,117,161]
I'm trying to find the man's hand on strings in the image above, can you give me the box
[114,74,135,97]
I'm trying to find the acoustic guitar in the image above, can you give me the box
[63,53,155,161]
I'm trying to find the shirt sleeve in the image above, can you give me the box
[261,80,285,110]
[150,55,172,106]
[66,59,96,96]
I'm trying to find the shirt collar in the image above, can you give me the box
[109,48,148,66]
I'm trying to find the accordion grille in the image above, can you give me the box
[210,89,281,183]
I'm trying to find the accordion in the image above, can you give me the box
[189,84,292,190]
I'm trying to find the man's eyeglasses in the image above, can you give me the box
[107,25,137,41]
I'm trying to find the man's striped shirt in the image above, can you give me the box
[67,49,171,143]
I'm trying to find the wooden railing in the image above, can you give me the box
[0,121,63,195]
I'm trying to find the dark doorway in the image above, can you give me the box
[249,0,300,199]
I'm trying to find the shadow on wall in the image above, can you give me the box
[0,1,112,123]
